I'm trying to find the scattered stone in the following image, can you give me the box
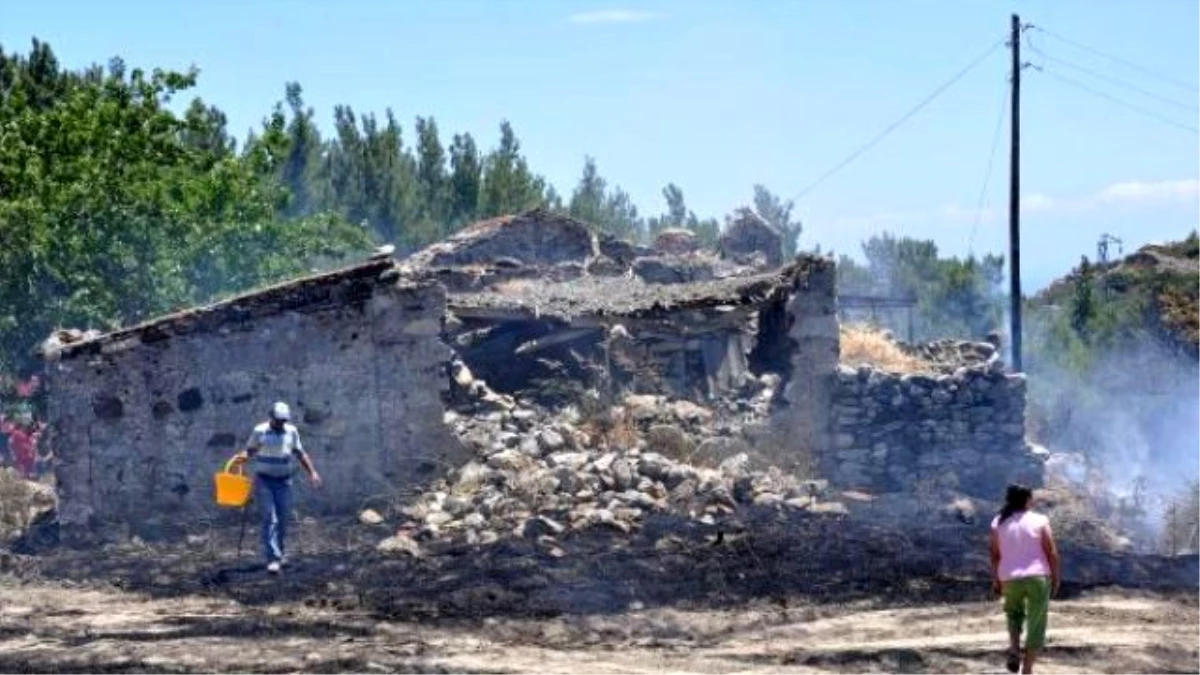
[547,451,589,471]
[645,425,693,460]
[539,428,566,452]
[488,448,531,472]
[377,534,422,557]
[359,509,385,526]
[808,502,849,516]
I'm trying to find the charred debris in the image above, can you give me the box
[399,208,813,408]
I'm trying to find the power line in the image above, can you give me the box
[1027,39,1199,113]
[792,38,1006,203]
[1038,67,1200,135]
[1031,25,1200,94]
[968,79,1009,255]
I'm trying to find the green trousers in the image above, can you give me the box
[1003,576,1050,651]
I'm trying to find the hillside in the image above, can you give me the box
[1032,231,1199,356]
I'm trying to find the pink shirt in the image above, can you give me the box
[991,510,1051,581]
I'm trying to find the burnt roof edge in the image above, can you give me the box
[43,258,400,362]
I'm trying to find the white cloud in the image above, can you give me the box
[568,9,658,24]
[1096,179,1199,203]
[823,178,1199,232]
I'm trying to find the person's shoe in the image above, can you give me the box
[1005,648,1020,673]
[279,555,289,567]
[267,561,282,574]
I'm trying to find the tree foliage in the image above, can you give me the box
[0,41,374,371]
[836,233,1005,341]
[752,185,802,259]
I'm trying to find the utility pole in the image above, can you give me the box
[1009,13,1023,372]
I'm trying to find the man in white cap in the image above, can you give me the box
[232,401,322,573]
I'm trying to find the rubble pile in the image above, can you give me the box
[378,380,839,556]
[895,338,1000,373]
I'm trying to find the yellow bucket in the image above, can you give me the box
[214,458,253,508]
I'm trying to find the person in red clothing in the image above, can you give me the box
[0,411,44,479]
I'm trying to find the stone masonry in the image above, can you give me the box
[43,260,467,528]
[826,360,1044,497]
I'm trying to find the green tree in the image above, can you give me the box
[647,183,688,238]
[568,156,607,226]
[1071,256,1096,337]
[752,185,802,258]
[414,116,447,226]
[0,40,372,371]
[278,82,322,218]
[447,132,482,226]
[687,213,721,249]
[478,121,548,218]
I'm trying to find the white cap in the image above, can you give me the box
[270,401,291,421]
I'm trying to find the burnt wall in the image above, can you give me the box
[45,276,467,529]
[826,362,1044,497]
[755,258,840,473]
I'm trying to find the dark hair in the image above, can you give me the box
[998,484,1033,524]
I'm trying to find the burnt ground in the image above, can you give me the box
[2,512,1197,673]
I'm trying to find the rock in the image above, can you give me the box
[488,448,531,472]
[692,437,751,468]
[636,452,674,481]
[672,400,713,424]
[665,463,698,490]
[718,452,750,476]
[511,408,538,430]
[442,495,473,517]
[426,512,453,528]
[654,228,699,255]
[519,436,541,457]
[753,492,785,508]
[547,451,590,471]
[592,452,617,474]
[378,534,422,557]
[454,461,495,493]
[785,496,812,510]
[623,394,663,421]
[539,429,567,452]
[359,509,385,526]
[611,458,636,490]
[808,502,849,516]
[523,515,566,539]
[645,425,693,460]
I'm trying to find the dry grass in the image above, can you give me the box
[839,323,935,374]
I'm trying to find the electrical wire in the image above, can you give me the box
[1026,41,1198,113]
[1039,67,1200,135]
[792,38,1006,203]
[967,80,1009,256]
[1031,25,1200,93]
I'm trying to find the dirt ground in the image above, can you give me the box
[1,516,1196,674]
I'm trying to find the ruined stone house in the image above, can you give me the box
[39,208,1040,530]
[39,260,467,527]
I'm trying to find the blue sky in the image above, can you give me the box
[3,0,1197,291]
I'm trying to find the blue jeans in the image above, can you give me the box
[255,475,292,563]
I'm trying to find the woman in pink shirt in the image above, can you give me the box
[990,484,1061,674]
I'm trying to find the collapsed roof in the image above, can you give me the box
[42,208,818,402]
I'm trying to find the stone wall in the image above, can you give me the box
[44,263,467,529]
[825,360,1044,497]
[754,258,840,473]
